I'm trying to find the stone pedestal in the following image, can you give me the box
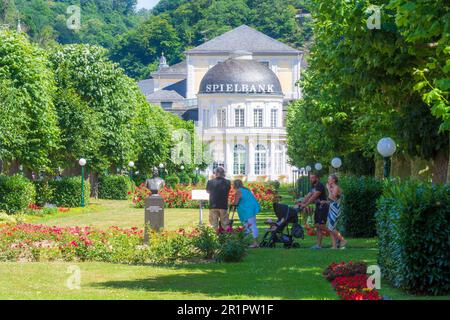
[144,195,165,243]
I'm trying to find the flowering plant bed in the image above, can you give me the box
[26,204,71,216]
[323,261,368,281]
[132,183,277,210]
[323,261,382,300]
[0,223,249,264]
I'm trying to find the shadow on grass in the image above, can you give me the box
[92,248,378,299]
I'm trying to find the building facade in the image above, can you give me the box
[138,25,304,182]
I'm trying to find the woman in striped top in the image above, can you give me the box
[322,175,347,249]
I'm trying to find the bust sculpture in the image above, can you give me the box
[145,168,165,195]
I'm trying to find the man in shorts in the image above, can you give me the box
[206,167,231,231]
[299,172,329,249]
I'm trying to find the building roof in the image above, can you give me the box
[163,79,187,98]
[199,57,283,95]
[151,60,187,76]
[186,25,301,55]
[137,79,154,96]
[145,89,185,102]
[182,108,199,122]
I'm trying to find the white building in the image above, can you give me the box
[138,25,305,182]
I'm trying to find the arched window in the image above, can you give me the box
[233,144,246,175]
[255,144,267,175]
[274,145,284,174]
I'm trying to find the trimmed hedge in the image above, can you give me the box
[376,180,450,295]
[340,176,383,237]
[49,176,90,208]
[0,175,36,214]
[98,175,131,200]
[32,180,54,206]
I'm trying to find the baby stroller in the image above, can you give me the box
[260,203,304,249]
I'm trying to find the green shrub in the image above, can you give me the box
[376,180,450,295]
[197,175,207,185]
[165,175,180,188]
[0,175,36,214]
[269,180,281,190]
[340,176,383,237]
[98,175,131,200]
[32,180,54,206]
[193,226,218,259]
[49,176,90,208]
[216,230,249,263]
[178,172,191,185]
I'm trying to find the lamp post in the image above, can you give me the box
[315,163,323,172]
[159,163,165,179]
[298,167,304,196]
[377,137,397,178]
[79,158,87,208]
[195,167,200,185]
[331,157,343,173]
[306,165,312,192]
[292,167,298,190]
[128,161,135,180]
[180,165,185,184]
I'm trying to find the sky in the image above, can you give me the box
[136,0,159,10]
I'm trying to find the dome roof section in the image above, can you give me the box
[199,59,283,95]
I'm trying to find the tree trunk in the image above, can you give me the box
[432,146,448,183]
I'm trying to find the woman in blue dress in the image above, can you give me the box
[232,180,261,248]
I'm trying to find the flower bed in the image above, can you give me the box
[132,183,277,210]
[323,261,382,300]
[0,223,248,264]
[323,261,368,281]
[26,204,71,216]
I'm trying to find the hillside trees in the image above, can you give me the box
[112,0,312,79]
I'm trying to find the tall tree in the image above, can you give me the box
[50,44,138,172]
[388,0,449,181]
[287,0,448,181]
[0,29,60,172]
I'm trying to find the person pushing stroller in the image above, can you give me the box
[298,172,329,250]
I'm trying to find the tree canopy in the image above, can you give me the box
[0,29,60,171]
[0,29,193,177]
[111,0,313,79]
[287,0,449,181]
[0,0,313,79]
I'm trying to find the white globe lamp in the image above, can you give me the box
[377,137,396,178]
[331,157,342,169]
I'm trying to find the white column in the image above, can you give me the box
[248,137,255,180]
[187,55,194,99]
[225,136,233,177]
[263,102,272,128]
[246,102,252,127]
[227,103,232,127]
[270,139,275,180]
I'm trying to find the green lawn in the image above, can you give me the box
[0,198,448,300]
